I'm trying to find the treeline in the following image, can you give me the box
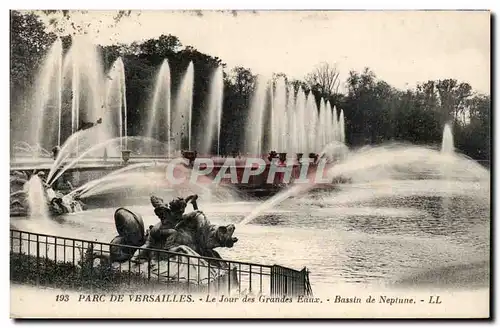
[10,10,490,161]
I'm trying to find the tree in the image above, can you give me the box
[10,11,57,90]
[227,67,256,97]
[435,79,472,124]
[305,62,341,97]
[10,10,58,145]
[138,35,183,57]
[289,79,310,94]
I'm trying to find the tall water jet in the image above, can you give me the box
[339,109,345,143]
[174,62,194,151]
[273,77,287,151]
[333,105,339,141]
[244,75,268,155]
[24,175,49,219]
[306,92,318,153]
[201,66,224,155]
[286,85,295,153]
[32,37,63,152]
[441,123,454,220]
[441,123,454,154]
[325,101,333,145]
[317,99,326,150]
[71,52,80,139]
[56,41,63,146]
[269,82,275,151]
[295,87,306,153]
[105,57,127,152]
[147,59,171,155]
[62,36,108,156]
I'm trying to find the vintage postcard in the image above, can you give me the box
[9,9,491,318]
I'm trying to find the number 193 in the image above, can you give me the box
[56,294,69,302]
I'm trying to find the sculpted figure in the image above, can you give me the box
[9,170,84,216]
[90,194,238,268]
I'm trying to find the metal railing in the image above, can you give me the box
[10,229,312,297]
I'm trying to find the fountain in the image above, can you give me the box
[201,66,224,155]
[295,88,306,154]
[32,38,63,151]
[244,75,268,155]
[13,36,125,160]
[240,139,489,225]
[258,77,346,159]
[11,35,354,219]
[174,61,194,151]
[271,76,287,152]
[333,105,339,141]
[9,35,490,298]
[339,109,345,143]
[286,84,295,153]
[146,59,172,156]
[325,101,333,146]
[25,175,49,219]
[442,123,454,154]
[306,92,318,154]
[318,99,326,151]
[64,37,111,155]
[105,57,128,152]
[441,123,455,220]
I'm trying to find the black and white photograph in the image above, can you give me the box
[8,9,491,318]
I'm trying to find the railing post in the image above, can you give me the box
[227,263,231,295]
[19,232,23,254]
[87,242,93,291]
[260,266,263,295]
[148,257,151,281]
[167,254,170,284]
[27,233,30,274]
[249,265,252,294]
[157,251,161,284]
[238,264,241,295]
[36,234,40,286]
[270,266,275,296]
[186,255,191,291]
[207,261,211,292]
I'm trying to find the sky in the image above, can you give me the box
[39,10,490,94]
